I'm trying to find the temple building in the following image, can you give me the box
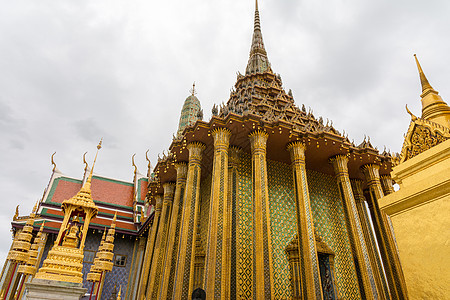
[1,1,447,299]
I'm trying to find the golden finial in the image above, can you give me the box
[51,152,57,172]
[132,154,137,175]
[112,211,117,224]
[32,199,39,216]
[190,82,197,96]
[86,138,103,186]
[256,0,259,11]
[83,152,88,172]
[13,205,19,221]
[40,221,46,231]
[414,54,434,93]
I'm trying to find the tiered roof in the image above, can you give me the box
[12,169,149,236]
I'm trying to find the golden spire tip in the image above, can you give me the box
[413,54,434,93]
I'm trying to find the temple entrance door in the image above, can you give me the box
[318,253,337,300]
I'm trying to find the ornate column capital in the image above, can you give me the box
[249,130,268,154]
[286,141,306,164]
[350,179,366,203]
[175,162,188,180]
[187,142,206,164]
[380,175,395,195]
[163,182,176,200]
[361,163,381,181]
[154,194,163,211]
[211,127,231,150]
[329,154,350,175]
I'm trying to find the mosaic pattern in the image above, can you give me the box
[230,167,238,299]
[214,155,226,297]
[38,231,134,300]
[343,178,378,297]
[199,173,212,271]
[167,186,185,299]
[308,170,361,299]
[266,158,297,300]
[301,166,323,298]
[260,157,272,299]
[237,152,253,299]
[181,166,200,298]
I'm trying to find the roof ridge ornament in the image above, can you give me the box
[51,152,57,172]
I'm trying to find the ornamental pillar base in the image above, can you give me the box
[25,278,86,300]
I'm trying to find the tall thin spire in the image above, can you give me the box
[246,0,271,75]
[412,54,450,128]
[414,54,435,94]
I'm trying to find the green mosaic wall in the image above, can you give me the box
[307,169,361,299]
[266,158,297,299]
[236,153,360,299]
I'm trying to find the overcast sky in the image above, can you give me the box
[0,0,449,264]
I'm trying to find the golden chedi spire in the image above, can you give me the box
[6,202,38,263]
[87,212,117,282]
[414,54,450,128]
[34,140,102,284]
[246,0,271,75]
[18,221,46,276]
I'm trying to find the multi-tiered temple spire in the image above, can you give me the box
[413,54,450,128]
[246,0,271,74]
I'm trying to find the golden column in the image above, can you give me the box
[286,141,322,300]
[380,175,394,196]
[361,164,408,300]
[249,130,274,300]
[173,142,205,300]
[147,182,176,299]
[137,194,163,300]
[329,155,376,299]
[351,179,390,300]
[159,162,188,300]
[227,146,240,298]
[203,128,231,299]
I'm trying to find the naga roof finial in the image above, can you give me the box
[132,154,138,175]
[51,152,56,172]
[83,151,89,172]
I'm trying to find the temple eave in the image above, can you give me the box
[149,112,392,204]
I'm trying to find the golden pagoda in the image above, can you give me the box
[379,55,450,299]
[34,140,101,284]
[87,212,116,300]
[0,204,37,299]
